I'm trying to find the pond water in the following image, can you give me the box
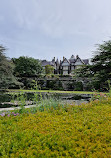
[0,91,92,108]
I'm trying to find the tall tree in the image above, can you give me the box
[0,45,19,89]
[13,56,43,77]
[45,65,54,74]
[91,40,111,90]
[77,40,111,91]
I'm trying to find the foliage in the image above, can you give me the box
[90,40,111,90]
[45,65,54,74]
[91,92,107,101]
[13,56,43,77]
[0,96,111,157]
[59,74,71,77]
[46,80,63,90]
[0,45,20,89]
[108,80,111,97]
[0,92,14,108]
[14,92,26,113]
[68,81,83,91]
[32,80,42,105]
[75,82,83,91]
[16,77,34,89]
[74,40,111,91]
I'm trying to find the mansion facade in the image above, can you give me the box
[41,55,89,75]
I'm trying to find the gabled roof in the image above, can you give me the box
[82,59,89,65]
[61,57,70,66]
[69,54,76,63]
[69,58,76,64]
[41,56,89,68]
[52,57,55,64]
[55,58,60,66]
[74,55,85,65]
[70,55,75,59]
[41,60,54,67]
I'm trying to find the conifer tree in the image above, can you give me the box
[76,40,111,90]
[0,45,19,89]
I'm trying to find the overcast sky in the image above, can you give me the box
[0,0,111,60]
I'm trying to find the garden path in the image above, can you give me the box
[0,104,36,112]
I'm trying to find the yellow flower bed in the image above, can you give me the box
[0,98,111,157]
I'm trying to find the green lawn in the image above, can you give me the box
[8,89,108,95]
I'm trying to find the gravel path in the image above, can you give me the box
[0,104,37,112]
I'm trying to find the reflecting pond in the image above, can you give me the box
[0,91,92,108]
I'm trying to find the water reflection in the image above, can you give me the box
[0,91,91,108]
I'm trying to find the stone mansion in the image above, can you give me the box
[41,55,89,75]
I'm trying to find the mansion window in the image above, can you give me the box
[63,66,68,70]
[63,71,68,75]
[71,66,75,70]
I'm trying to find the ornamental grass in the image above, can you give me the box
[0,97,111,157]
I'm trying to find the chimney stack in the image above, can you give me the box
[76,55,79,59]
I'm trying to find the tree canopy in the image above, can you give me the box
[0,45,19,89]
[45,65,54,74]
[77,40,111,91]
[13,56,43,77]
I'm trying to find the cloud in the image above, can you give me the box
[0,0,111,60]
[1,0,111,38]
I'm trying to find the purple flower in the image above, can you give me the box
[0,113,6,116]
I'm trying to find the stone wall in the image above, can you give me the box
[37,77,89,91]
[17,76,92,91]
